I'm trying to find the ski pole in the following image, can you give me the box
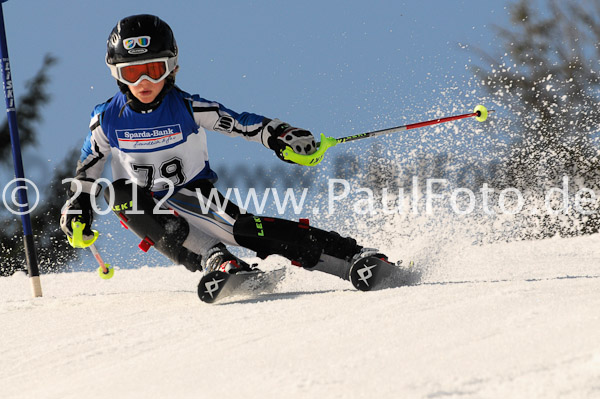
[89,243,114,280]
[283,104,493,166]
[69,220,114,279]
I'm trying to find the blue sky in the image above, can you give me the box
[0,0,513,269]
[2,0,509,175]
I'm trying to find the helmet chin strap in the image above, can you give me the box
[117,73,176,115]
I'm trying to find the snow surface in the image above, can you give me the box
[1,234,600,399]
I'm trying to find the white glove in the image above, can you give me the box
[263,119,317,162]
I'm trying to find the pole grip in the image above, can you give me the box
[282,133,338,166]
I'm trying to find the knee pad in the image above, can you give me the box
[232,215,360,268]
[106,179,200,270]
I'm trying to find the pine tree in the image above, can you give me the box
[0,55,79,276]
[473,0,600,237]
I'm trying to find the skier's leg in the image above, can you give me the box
[232,215,364,280]
[158,180,367,279]
[161,180,258,273]
[108,178,372,280]
[106,179,249,273]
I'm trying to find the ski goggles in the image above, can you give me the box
[107,56,178,86]
[123,36,150,50]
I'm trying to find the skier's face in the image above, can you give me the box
[128,78,165,104]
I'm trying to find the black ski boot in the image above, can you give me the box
[202,245,256,275]
[348,248,398,291]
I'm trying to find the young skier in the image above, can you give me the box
[60,14,391,285]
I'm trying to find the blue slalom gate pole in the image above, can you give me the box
[0,0,42,297]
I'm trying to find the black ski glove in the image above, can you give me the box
[60,191,95,242]
[263,119,317,163]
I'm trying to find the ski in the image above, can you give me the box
[198,268,286,304]
[349,256,416,291]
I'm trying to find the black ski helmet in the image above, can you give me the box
[106,14,178,66]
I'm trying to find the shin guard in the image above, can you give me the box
[232,215,360,268]
[106,179,202,271]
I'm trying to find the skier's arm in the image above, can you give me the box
[189,95,316,161]
[74,111,111,193]
[189,95,266,142]
[60,108,111,242]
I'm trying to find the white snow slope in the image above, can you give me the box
[1,234,600,399]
